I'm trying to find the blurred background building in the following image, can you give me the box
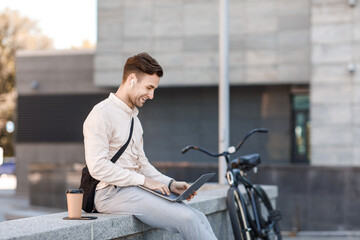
[12,0,360,231]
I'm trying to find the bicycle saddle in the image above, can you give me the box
[231,153,261,172]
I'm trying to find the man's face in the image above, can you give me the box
[130,73,160,108]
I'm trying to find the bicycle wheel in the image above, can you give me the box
[227,187,252,240]
[253,186,282,240]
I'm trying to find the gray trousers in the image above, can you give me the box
[94,185,218,240]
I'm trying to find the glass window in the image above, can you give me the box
[291,95,310,164]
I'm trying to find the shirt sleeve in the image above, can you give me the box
[137,136,172,186]
[83,107,145,187]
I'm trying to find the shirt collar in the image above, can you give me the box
[109,93,139,117]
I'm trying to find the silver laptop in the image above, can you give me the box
[138,173,215,202]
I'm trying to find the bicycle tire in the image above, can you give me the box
[227,187,252,240]
[253,186,282,240]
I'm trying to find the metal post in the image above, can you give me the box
[218,0,229,184]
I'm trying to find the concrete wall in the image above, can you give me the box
[16,144,85,195]
[141,85,291,165]
[1,185,279,239]
[16,50,106,95]
[310,0,360,165]
[251,165,360,231]
[95,0,311,87]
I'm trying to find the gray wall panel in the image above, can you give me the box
[140,85,291,164]
[251,165,360,231]
[95,0,311,87]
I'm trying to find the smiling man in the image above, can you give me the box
[83,53,217,240]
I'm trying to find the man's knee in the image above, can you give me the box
[177,208,204,227]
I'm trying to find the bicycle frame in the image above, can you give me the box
[237,170,270,238]
[224,153,266,238]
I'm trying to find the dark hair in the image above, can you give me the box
[122,52,163,82]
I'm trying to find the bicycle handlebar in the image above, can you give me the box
[181,146,224,157]
[235,128,268,151]
[181,128,268,157]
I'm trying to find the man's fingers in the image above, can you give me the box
[164,186,170,195]
[159,187,165,195]
[157,185,170,195]
[163,186,170,195]
[186,191,197,201]
[145,177,170,195]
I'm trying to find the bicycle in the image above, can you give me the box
[182,128,282,240]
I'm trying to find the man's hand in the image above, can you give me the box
[143,177,170,195]
[170,181,197,201]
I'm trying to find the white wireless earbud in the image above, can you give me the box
[131,79,134,87]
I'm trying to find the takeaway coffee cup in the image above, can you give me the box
[66,189,84,219]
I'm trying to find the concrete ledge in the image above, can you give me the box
[0,184,277,240]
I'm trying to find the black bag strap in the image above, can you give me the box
[110,118,134,164]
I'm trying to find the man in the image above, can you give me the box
[83,53,217,239]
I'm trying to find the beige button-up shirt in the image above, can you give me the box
[83,93,172,190]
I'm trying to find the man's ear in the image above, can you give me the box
[128,73,137,87]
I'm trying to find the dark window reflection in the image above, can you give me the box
[292,95,310,164]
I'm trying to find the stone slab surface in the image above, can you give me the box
[0,185,277,240]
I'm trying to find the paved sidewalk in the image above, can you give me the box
[0,175,63,222]
[0,189,63,222]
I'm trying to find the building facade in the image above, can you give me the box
[15,0,360,231]
[95,0,360,166]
